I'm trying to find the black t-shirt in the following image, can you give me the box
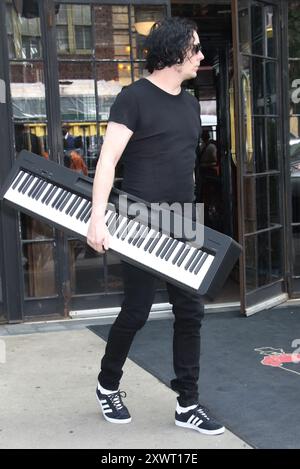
[108,78,201,203]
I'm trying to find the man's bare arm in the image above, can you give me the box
[87,122,133,252]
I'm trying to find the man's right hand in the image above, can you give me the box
[87,217,110,254]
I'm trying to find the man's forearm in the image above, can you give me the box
[91,158,115,220]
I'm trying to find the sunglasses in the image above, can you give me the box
[191,43,203,55]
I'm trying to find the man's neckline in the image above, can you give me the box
[142,77,183,97]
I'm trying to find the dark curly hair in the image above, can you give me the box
[144,17,198,73]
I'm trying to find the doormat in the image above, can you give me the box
[89,307,300,449]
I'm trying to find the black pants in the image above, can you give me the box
[98,261,204,407]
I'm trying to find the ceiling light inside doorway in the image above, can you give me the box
[134,21,156,36]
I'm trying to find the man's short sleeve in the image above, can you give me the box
[108,86,138,132]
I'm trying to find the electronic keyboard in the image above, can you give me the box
[0,150,242,298]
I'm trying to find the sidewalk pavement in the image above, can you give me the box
[0,320,251,449]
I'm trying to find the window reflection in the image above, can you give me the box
[292,226,300,276]
[290,117,300,224]
[6,0,42,60]
[245,236,257,291]
[94,5,130,60]
[10,62,46,121]
[132,5,166,60]
[288,1,300,235]
[288,1,300,59]
[238,3,250,54]
[251,4,263,56]
[271,229,283,281]
[56,4,92,56]
[69,240,105,294]
[23,242,56,297]
[58,62,96,121]
[251,4,276,58]
[257,231,269,286]
[265,60,277,114]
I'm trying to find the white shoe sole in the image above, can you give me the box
[96,393,132,424]
[175,419,225,435]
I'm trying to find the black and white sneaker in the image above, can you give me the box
[175,402,225,435]
[96,384,132,424]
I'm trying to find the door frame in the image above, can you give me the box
[231,0,289,315]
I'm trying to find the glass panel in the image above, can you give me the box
[244,176,269,233]
[96,61,132,97]
[238,2,251,54]
[6,0,42,60]
[267,117,278,170]
[249,4,275,58]
[245,235,257,291]
[256,176,269,230]
[265,60,277,114]
[252,117,266,173]
[14,121,48,156]
[257,231,270,286]
[251,4,263,56]
[289,60,300,116]
[106,251,123,293]
[9,62,46,122]
[56,4,92,57]
[58,61,96,122]
[251,57,264,115]
[64,123,101,177]
[96,62,132,125]
[265,5,275,58]
[21,213,54,240]
[290,118,300,223]
[288,0,300,59]
[94,5,130,60]
[292,226,300,276]
[269,175,281,226]
[131,5,166,60]
[69,240,105,294]
[244,178,257,233]
[270,229,283,281]
[133,62,149,81]
[23,242,57,297]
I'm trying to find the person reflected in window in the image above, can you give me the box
[195,129,218,202]
[62,124,75,151]
[69,150,88,176]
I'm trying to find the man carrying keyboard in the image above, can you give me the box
[87,17,225,435]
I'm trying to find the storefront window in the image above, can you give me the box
[56,4,92,56]
[55,2,166,298]
[6,0,43,60]
[94,5,130,60]
[6,1,58,300]
[288,0,300,280]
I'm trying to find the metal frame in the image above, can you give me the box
[0,0,25,322]
[0,0,171,320]
[231,0,289,314]
[281,0,300,297]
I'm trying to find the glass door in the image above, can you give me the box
[231,0,288,314]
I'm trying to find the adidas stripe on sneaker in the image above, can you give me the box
[175,402,225,435]
[96,383,131,424]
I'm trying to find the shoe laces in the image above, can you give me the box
[108,390,127,410]
[195,404,210,420]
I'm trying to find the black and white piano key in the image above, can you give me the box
[12,170,25,190]
[188,250,204,273]
[194,253,209,275]
[3,172,216,291]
